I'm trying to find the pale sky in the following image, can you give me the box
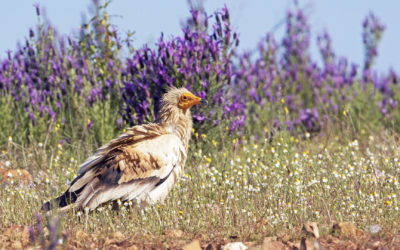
[1,0,399,72]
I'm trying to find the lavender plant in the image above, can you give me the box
[0,1,123,146]
[120,5,238,134]
[362,12,385,71]
[0,1,399,148]
[228,7,399,136]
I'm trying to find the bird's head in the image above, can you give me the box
[158,87,206,126]
[162,87,204,111]
[159,87,206,145]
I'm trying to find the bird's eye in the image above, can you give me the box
[182,95,188,101]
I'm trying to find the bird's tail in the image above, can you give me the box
[41,187,84,212]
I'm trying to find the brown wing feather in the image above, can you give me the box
[69,123,170,190]
[58,123,185,210]
[91,123,168,161]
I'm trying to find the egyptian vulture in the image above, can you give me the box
[42,87,204,211]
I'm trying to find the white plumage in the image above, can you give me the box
[42,87,202,211]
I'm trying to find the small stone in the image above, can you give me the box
[302,221,320,238]
[164,229,184,238]
[75,230,88,240]
[262,237,286,250]
[223,242,247,250]
[11,240,22,249]
[333,221,363,237]
[368,224,381,234]
[183,239,202,250]
[111,231,124,241]
[127,245,139,250]
[21,226,30,246]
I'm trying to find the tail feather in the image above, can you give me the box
[41,169,93,212]
[41,185,85,212]
[84,179,157,210]
[41,177,162,212]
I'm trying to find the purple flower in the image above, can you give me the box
[34,3,40,16]
[299,108,321,132]
[87,119,93,130]
[362,12,385,70]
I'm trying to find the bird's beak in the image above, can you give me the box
[201,98,208,104]
[182,94,201,109]
[190,95,203,106]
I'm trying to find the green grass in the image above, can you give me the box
[1,123,399,248]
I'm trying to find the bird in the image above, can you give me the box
[42,87,204,212]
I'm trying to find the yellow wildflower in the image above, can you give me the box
[284,106,289,114]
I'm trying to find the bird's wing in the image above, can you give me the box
[67,123,186,209]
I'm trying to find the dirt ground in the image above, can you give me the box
[1,221,400,249]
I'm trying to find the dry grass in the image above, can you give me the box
[1,129,400,248]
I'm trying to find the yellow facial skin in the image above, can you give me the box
[178,92,202,110]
